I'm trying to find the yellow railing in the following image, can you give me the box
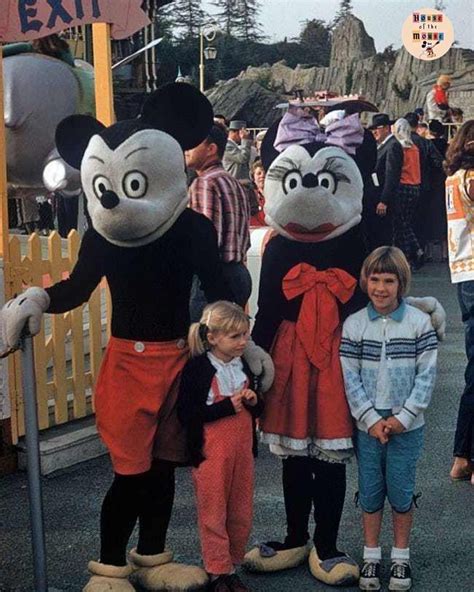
[7,231,109,443]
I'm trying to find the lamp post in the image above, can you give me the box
[199,23,219,93]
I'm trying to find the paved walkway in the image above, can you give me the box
[0,263,472,591]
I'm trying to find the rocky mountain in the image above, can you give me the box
[207,15,474,124]
[205,79,285,128]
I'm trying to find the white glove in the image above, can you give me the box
[406,296,446,341]
[243,338,275,393]
[1,287,50,349]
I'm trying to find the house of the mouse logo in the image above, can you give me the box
[402,7,454,61]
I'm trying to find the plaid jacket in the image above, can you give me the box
[188,163,250,263]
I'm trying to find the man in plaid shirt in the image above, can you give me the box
[185,123,252,320]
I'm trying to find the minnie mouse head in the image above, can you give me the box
[260,112,376,243]
[55,83,213,247]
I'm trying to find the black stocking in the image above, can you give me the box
[137,459,176,555]
[100,472,148,566]
[311,458,347,560]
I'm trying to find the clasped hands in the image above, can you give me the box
[231,388,257,412]
[368,417,404,444]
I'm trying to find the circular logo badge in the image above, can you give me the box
[402,7,454,61]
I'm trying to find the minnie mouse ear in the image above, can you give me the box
[260,118,282,172]
[140,83,214,150]
[55,115,106,170]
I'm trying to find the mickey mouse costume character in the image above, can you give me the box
[1,83,273,592]
[243,109,445,586]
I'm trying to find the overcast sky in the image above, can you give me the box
[202,0,474,52]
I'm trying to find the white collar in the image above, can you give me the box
[378,133,393,149]
[208,351,241,369]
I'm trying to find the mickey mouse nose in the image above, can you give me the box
[101,190,120,209]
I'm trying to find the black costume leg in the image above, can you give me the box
[100,472,148,566]
[137,459,176,555]
[310,458,347,560]
[274,456,313,549]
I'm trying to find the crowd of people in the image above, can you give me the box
[193,101,465,282]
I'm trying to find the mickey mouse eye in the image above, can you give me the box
[123,171,148,199]
[283,170,302,194]
[317,171,337,193]
[93,175,112,199]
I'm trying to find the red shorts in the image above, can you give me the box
[94,336,188,475]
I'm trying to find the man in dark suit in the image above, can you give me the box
[366,113,403,248]
[404,112,444,252]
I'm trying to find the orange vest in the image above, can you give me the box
[446,169,474,283]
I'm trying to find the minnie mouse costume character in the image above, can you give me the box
[243,110,445,586]
[1,83,273,592]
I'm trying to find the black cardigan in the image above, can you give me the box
[177,353,264,468]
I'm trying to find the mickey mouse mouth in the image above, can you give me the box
[283,222,338,242]
[120,225,162,242]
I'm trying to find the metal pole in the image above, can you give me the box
[21,336,48,591]
[21,336,62,592]
[199,30,204,93]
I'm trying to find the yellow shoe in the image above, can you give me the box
[243,543,311,573]
[129,548,208,591]
[83,561,135,592]
[308,547,359,586]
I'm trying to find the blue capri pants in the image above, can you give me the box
[354,413,424,514]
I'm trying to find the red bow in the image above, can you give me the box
[283,263,357,369]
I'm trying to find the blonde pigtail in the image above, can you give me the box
[188,321,207,357]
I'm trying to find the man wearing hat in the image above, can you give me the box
[367,113,403,246]
[404,112,443,258]
[223,120,253,180]
[186,123,252,321]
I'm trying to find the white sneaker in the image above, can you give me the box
[389,560,412,591]
[359,560,381,591]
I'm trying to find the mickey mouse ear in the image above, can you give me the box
[140,83,214,150]
[55,115,106,170]
[260,118,282,172]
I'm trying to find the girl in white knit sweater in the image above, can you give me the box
[340,246,437,592]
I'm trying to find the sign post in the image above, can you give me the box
[92,22,115,125]
[21,336,63,592]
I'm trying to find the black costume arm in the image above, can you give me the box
[45,230,104,313]
[191,213,234,303]
[380,141,403,204]
[252,238,286,351]
[336,228,369,320]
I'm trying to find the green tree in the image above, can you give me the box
[211,0,240,36]
[165,0,205,38]
[332,0,353,27]
[235,0,264,42]
[298,19,331,66]
[153,3,175,38]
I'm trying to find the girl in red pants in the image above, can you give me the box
[178,301,263,592]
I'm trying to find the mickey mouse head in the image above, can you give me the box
[55,83,213,247]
